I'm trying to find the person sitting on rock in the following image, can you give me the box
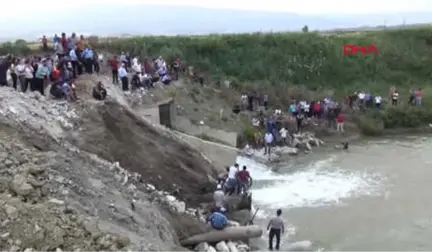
[161,74,171,85]
[50,82,66,99]
[207,207,228,230]
[93,81,107,101]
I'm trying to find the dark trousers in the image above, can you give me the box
[121,76,129,91]
[264,143,272,155]
[85,58,93,74]
[11,73,18,89]
[112,70,118,84]
[269,228,281,250]
[22,78,31,92]
[77,62,83,75]
[71,61,78,78]
[31,78,45,95]
[94,62,100,74]
[392,99,398,105]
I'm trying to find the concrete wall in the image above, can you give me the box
[173,116,238,147]
[139,106,160,125]
[174,131,240,173]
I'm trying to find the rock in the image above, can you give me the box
[207,246,217,252]
[5,204,18,219]
[226,241,238,252]
[236,244,249,252]
[296,141,312,151]
[277,146,299,156]
[195,242,209,251]
[285,240,313,251]
[10,245,20,252]
[215,241,230,252]
[48,198,65,205]
[146,184,156,191]
[10,174,33,197]
[308,138,320,147]
[227,220,240,227]
[165,195,176,202]
[170,200,186,213]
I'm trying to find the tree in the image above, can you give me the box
[302,25,309,33]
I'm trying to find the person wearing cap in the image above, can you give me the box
[213,184,225,208]
[207,207,228,230]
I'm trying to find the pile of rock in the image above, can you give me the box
[244,132,324,163]
[194,240,250,252]
[291,132,324,153]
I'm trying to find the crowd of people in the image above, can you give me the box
[0,32,189,102]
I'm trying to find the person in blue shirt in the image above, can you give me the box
[33,60,49,95]
[118,64,129,91]
[207,208,228,230]
[82,47,94,74]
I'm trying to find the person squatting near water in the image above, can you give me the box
[267,209,285,251]
[206,206,228,230]
[218,164,252,196]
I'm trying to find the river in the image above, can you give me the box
[238,135,432,251]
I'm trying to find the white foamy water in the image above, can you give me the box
[236,156,382,209]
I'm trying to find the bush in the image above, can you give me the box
[93,27,432,96]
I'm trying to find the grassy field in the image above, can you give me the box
[3,27,432,135]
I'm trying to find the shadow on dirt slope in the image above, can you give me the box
[67,100,217,206]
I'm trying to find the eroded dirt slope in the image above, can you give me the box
[0,74,219,251]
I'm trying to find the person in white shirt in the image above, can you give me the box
[225,164,239,195]
[279,127,289,145]
[22,62,34,93]
[15,60,26,92]
[264,132,274,156]
[118,64,129,91]
[374,96,382,108]
[213,184,225,208]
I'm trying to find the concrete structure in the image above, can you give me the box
[138,98,176,128]
[173,116,238,147]
[174,131,240,173]
[137,98,239,171]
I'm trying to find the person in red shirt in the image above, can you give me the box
[336,113,345,132]
[313,101,321,118]
[237,166,251,194]
[61,33,68,55]
[108,56,119,84]
[41,35,48,51]
[415,88,423,106]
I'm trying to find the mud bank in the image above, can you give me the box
[0,74,249,251]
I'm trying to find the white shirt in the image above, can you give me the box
[228,166,238,179]
[118,67,128,78]
[375,96,382,103]
[24,65,34,79]
[358,93,365,99]
[265,133,274,144]
[98,54,104,61]
[279,128,287,138]
[213,190,225,207]
[304,104,310,112]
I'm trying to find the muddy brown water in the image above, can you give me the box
[238,135,432,251]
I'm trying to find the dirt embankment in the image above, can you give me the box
[0,74,221,251]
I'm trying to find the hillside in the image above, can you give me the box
[0,75,220,251]
[92,27,432,134]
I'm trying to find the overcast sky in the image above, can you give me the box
[4,0,432,20]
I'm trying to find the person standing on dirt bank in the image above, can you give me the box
[33,59,49,95]
[0,55,12,86]
[225,164,239,195]
[118,63,129,91]
[109,56,119,84]
[267,209,285,251]
[82,47,94,74]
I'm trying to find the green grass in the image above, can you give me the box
[4,27,432,135]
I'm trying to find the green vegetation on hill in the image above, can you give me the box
[4,27,432,135]
[94,28,432,135]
